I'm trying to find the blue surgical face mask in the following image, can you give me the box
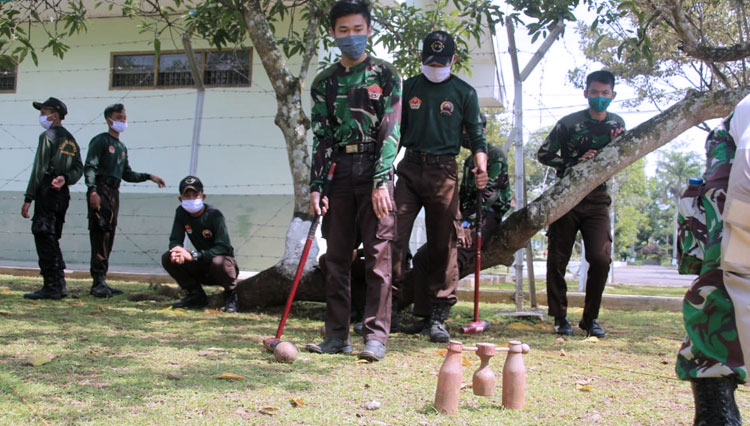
[335,35,368,61]
[181,198,204,214]
[110,120,127,133]
[588,96,612,112]
[39,115,53,130]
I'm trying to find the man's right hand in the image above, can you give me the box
[310,191,329,216]
[21,202,30,219]
[458,227,473,247]
[578,149,597,163]
[89,191,101,210]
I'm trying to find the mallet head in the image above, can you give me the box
[461,320,490,334]
[263,338,282,353]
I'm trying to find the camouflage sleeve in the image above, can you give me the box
[537,121,567,172]
[373,68,402,189]
[488,151,511,216]
[310,75,334,193]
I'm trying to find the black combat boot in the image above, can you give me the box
[223,288,238,313]
[579,314,606,338]
[554,316,574,336]
[24,275,63,300]
[428,304,452,343]
[172,288,208,309]
[90,274,112,298]
[691,377,742,426]
[57,271,68,298]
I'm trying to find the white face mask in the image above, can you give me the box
[39,115,53,130]
[110,120,127,133]
[181,198,204,214]
[421,64,451,83]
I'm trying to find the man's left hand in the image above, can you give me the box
[150,175,166,188]
[473,167,489,190]
[610,126,625,139]
[371,187,393,219]
[51,175,65,190]
[169,246,193,264]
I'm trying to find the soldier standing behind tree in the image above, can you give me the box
[22,97,83,300]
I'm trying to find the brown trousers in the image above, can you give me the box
[88,177,119,278]
[546,190,612,319]
[408,207,503,317]
[321,153,394,344]
[161,251,238,292]
[392,153,460,308]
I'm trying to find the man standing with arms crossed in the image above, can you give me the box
[84,103,165,298]
[305,0,401,362]
[392,30,488,343]
[22,97,83,300]
[537,70,625,338]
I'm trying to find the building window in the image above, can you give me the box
[111,48,252,89]
[0,61,17,92]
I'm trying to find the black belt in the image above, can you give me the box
[97,175,121,188]
[405,149,455,165]
[333,142,375,154]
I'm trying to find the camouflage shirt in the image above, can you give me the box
[310,56,402,191]
[537,109,625,177]
[24,126,83,202]
[459,144,510,227]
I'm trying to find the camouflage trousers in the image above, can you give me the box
[675,187,747,382]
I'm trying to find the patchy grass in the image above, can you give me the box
[480,280,687,298]
[0,274,747,425]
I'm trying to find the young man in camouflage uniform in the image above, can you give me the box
[537,70,625,338]
[162,176,239,313]
[392,30,488,343]
[675,111,745,425]
[402,115,509,332]
[22,97,83,300]
[306,0,401,362]
[84,103,165,298]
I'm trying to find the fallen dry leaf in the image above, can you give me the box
[0,287,10,293]
[217,372,246,381]
[507,322,535,331]
[560,349,567,357]
[583,336,600,343]
[534,323,554,332]
[460,383,473,390]
[70,301,85,307]
[573,308,584,314]
[259,407,278,416]
[171,308,187,316]
[204,309,221,315]
[497,343,510,349]
[436,349,448,356]
[454,314,462,319]
[158,306,173,313]
[461,355,472,367]
[26,354,56,367]
[290,398,305,407]
[355,359,370,364]
[576,384,595,392]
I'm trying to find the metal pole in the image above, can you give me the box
[182,33,205,175]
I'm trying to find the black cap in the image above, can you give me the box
[32,97,67,119]
[422,31,456,66]
[179,176,204,195]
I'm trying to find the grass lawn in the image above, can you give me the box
[480,281,688,298]
[1,274,747,425]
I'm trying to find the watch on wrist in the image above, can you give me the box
[190,250,199,261]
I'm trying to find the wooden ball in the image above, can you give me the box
[273,341,298,363]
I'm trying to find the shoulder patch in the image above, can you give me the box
[59,140,78,157]
[185,225,192,234]
[202,229,213,239]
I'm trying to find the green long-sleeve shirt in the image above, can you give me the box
[537,109,625,177]
[310,56,402,191]
[400,74,487,156]
[168,204,234,262]
[84,133,150,189]
[24,126,83,202]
